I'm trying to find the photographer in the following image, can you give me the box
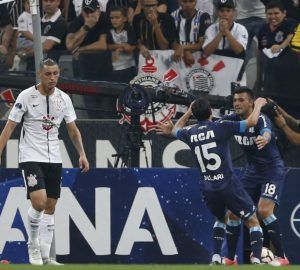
[274,104,300,145]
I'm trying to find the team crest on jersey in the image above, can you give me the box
[118,73,177,133]
[27,174,38,187]
[44,25,51,35]
[275,31,284,43]
[185,68,214,93]
[42,115,55,131]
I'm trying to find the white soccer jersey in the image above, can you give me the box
[17,11,33,33]
[203,21,248,51]
[9,85,77,163]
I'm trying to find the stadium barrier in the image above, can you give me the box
[0,168,299,264]
[0,120,299,169]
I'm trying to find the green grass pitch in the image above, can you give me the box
[0,264,300,270]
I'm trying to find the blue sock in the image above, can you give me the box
[226,219,241,260]
[263,214,284,258]
[212,221,226,255]
[249,226,263,260]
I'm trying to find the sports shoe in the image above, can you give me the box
[43,258,64,265]
[210,254,224,265]
[28,243,43,265]
[224,257,238,265]
[269,257,290,266]
[250,256,262,265]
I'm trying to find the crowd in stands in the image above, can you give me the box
[0,0,300,113]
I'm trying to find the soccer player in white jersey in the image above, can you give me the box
[0,58,90,265]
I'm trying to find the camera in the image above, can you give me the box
[262,98,279,119]
[231,82,240,94]
[118,84,150,116]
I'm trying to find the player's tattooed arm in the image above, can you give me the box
[256,131,271,150]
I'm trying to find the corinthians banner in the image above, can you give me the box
[137,50,245,96]
[129,51,244,133]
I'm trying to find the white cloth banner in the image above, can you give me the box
[137,50,245,97]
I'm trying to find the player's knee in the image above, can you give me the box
[45,199,57,214]
[244,214,260,228]
[31,200,47,212]
[228,211,239,220]
[258,206,272,219]
[45,204,56,214]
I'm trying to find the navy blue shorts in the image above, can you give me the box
[202,179,256,221]
[242,170,286,205]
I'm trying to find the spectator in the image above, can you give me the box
[196,0,214,19]
[275,105,300,145]
[203,0,248,58]
[202,0,248,83]
[105,0,130,14]
[65,0,107,22]
[66,0,116,119]
[6,0,23,30]
[66,0,111,79]
[0,5,14,70]
[132,0,176,60]
[172,0,211,66]
[235,0,266,63]
[165,0,179,14]
[6,0,23,68]
[20,0,67,71]
[128,0,167,24]
[16,0,33,66]
[64,0,82,22]
[171,0,211,117]
[261,0,300,22]
[255,0,300,109]
[107,6,137,82]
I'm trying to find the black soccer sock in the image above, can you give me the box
[263,214,285,258]
[226,219,241,260]
[249,226,263,260]
[212,221,226,255]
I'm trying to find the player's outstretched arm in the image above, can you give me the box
[66,121,90,172]
[245,98,267,128]
[154,119,174,136]
[0,120,17,165]
[171,104,193,136]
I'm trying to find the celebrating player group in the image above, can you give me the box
[155,86,289,266]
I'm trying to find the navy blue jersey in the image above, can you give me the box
[176,120,246,191]
[222,113,285,174]
[258,18,297,50]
